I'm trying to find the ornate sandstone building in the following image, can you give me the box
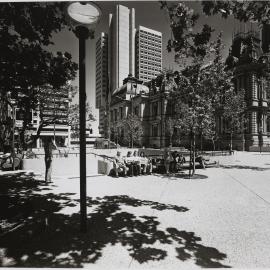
[225,24,270,150]
[108,25,270,151]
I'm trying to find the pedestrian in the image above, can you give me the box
[164,148,172,174]
[43,136,57,183]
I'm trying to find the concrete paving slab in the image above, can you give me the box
[1,152,270,268]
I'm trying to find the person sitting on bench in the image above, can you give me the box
[113,151,128,177]
[132,150,141,176]
[139,151,152,175]
[124,151,135,176]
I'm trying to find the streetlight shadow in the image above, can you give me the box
[0,174,230,268]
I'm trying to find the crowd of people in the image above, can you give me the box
[112,148,209,177]
[113,150,152,177]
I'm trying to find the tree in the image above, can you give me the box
[223,88,246,151]
[0,3,79,182]
[118,114,143,148]
[160,1,213,63]
[68,102,96,140]
[166,117,178,147]
[160,3,236,175]
[202,112,219,152]
[201,1,270,25]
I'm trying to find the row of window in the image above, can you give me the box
[110,106,141,122]
[139,61,162,68]
[140,66,161,72]
[140,50,162,58]
[141,55,162,63]
[139,31,162,39]
[140,40,162,49]
[140,71,159,77]
[139,45,162,53]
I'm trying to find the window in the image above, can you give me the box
[114,109,117,121]
[120,107,123,119]
[134,106,139,116]
[152,124,158,137]
[152,102,158,116]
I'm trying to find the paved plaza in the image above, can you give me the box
[1,152,270,268]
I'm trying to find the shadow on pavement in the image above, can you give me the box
[154,173,208,180]
[0,173,230,268]
[220,165,270,171]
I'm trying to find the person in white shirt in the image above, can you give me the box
[113,151,127,177]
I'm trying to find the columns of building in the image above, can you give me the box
[251,73,258,103]
[160,98,168,148]
[36,138,40,148]
[251,111,257,134]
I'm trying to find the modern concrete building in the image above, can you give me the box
[108,5,135,92]
[97,5,164,138]
[135,26,162,83]
[31,87,71,148]
[95,32,108,135]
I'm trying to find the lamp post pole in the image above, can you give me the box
[66,1,101,233]
[74,26,90,233]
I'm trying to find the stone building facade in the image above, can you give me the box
[224,25,270,150]
[109,74,175,148]
[109,26,270,151]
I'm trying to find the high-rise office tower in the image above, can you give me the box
[108,5,135,91]
[135,26,162,83]
[95,32,108,135]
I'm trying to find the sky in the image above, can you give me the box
[48,1,257,134]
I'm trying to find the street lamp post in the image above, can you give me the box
[66,2,101,233]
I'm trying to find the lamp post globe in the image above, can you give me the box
[67,2,101,26]
[66,1,101,233]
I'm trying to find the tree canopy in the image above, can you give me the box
[160,1,251,175]
[0,2,79,149]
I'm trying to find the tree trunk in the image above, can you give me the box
[242,132,245,151]
[230,132,233,152]
[212,138,215,152]
[200,133,203,152]
[191,132,196,177]
[189,132,192,177]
